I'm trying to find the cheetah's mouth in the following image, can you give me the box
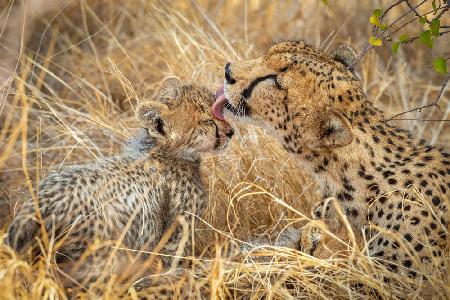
[212,85,247,120]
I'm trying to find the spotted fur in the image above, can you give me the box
[6,78,234,287]
[220,41,449,277]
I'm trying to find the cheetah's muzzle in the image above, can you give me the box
[212,85,250,119]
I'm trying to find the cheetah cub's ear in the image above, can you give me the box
[330,45,356,69]
[135,101,169,137]
[158,77,182,103]
[135,77,183,137]
[312,107,354,149]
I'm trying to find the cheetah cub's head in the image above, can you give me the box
[136,78,234,158]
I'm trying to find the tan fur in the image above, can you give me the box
[6,79,233,288]
[221,41,449,278]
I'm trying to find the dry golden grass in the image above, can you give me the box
[0,0,449,299]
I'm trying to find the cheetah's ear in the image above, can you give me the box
[158,77,182,103]
[313,108,354,149]
[330,45,356,69]
[135,101,169,137]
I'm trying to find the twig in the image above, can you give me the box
[350,0,448,70]
[435,1,450,19]
[385,73,450,122]
[404,30,450,44]
[350,0,428,70]
[347,1,449,123]
[405,0,427,23]
[383,0,427,33]
[373,0,405,34]
[349,44,373,71]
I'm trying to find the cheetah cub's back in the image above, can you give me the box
[6,78,234,288]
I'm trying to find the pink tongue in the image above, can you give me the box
[212,94,226,121]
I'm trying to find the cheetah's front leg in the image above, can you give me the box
[301,199,362,258]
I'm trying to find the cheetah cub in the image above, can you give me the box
[6,78,234,286]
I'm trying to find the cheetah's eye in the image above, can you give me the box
[280,65,289,72]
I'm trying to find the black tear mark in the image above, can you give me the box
[241,74,281,99]
[213,122,220,149]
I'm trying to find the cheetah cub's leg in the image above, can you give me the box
[161,214,191,269]
[274,226,303,248]
[57,246,112,287]
[159,194,207,269]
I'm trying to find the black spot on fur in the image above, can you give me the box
[404,233,412,242]
[387,178,397,185]
[432,196,441,206]
[414,243,424,252]
[410,217,420,225]
[403,260,412,268]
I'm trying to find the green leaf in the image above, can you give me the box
[372,9,382,18]
[391,42,400,54]
[370,9,382,26]
[399,34,409,43]
[369,36,383,46]
[432,0,437,12]
[321,0,328,5]
[419,16,428,24]
[430,18,440,36]
[380,24,388,31]
[419,30,433,48]
[433,57,448,74]
[370,15,381,26]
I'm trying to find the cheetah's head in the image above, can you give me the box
[136,78,234,158]
[213,41,358,150]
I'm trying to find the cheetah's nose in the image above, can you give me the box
[225,127,234,138]
[225,62,236,84]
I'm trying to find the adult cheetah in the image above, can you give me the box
[212,41,449,277]
[6,78,234,287]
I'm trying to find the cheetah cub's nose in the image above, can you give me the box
[225,127,234,138]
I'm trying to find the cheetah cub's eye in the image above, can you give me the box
[200,119,218,134]
[201,119,216,126]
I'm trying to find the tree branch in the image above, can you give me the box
[348,1,449,124]
[405,0,427,23]
[385,73,450,122]
[373,0,405,34]
[435,1,450,19]
[349,0,448,70]
[350,0,427,70]
[404,30,450,44]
